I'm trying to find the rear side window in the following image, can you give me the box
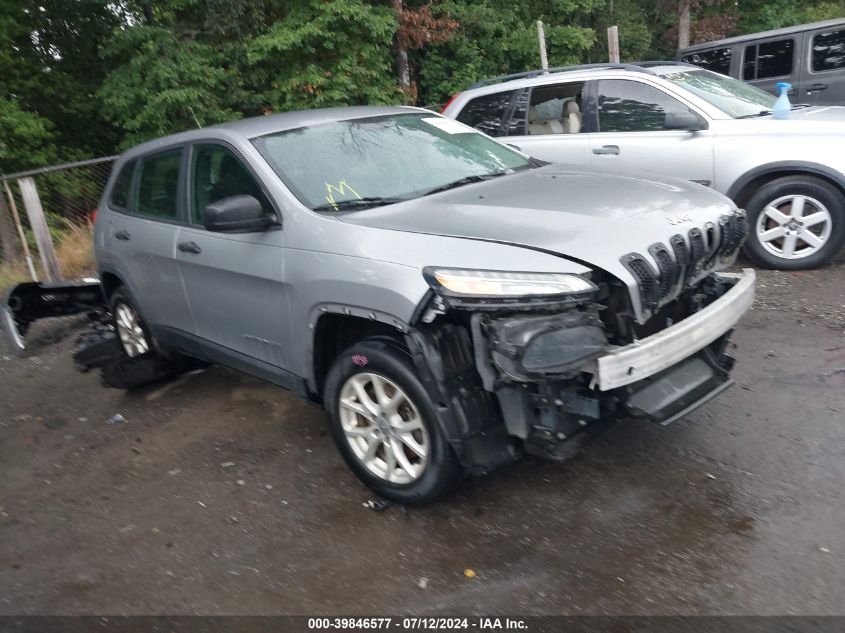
[597,80,691,132]
[109,160,135,210]
[455,90,515,136]
[813,29,845,72]
[743,39,794,80]
[136,149,182,219]
[681,47,732,75]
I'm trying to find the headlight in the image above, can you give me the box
[424,267,596,298]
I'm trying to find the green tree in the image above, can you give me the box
[416,0,600,108]
[0,98,56,173]
[247,0,403,111]
[98,26,244,147]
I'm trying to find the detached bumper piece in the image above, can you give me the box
[73,322,201,390]
[2,280,197,390]
[2,281,105,356]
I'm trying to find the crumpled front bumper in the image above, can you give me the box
[589,269,756,391]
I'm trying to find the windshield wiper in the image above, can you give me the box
[312,197,406,212]
[736,110,773,119]
[423,171,510,196]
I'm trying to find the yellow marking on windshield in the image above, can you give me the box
[325,180,362,211]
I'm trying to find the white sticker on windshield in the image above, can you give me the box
[422,117,474,134]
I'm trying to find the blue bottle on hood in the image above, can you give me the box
[773,82,792,119]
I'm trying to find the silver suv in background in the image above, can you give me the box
[10,107,754,504]
[679,18,845,105]
[442,62,845,269]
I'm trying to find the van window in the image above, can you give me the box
[502,89,530,136]
[681,48,732,75]
[597,80,692,133]
[136,149,182,219]
[527,82,585,135]
[455,90,516,137]
[743,39,794,80]
[109,160,136,210]
[812,29,845,72]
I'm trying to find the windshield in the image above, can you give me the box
[252,113,530,211]
[662,69,777,118]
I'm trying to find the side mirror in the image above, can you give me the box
[203,195,274,232]
[664,111,708,131]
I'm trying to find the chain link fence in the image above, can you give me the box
[0,156,116,285]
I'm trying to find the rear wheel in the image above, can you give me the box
[110,289,152,358]
[744,176,845,269]
[323,339,463,505]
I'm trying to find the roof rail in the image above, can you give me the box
[468,63,653,89]
[634,60,696,68]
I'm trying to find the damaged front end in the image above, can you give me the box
[406,263,755,472]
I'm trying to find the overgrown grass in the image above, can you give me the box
[0,219,94,290]
[55,220,95,280]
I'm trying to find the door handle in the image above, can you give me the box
[593,145,620,155]
[177,241,202,254]
[114,230,130,241]
[806,83,828,92]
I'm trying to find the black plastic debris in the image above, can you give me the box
[2,280,105,357]
[72,323,203,391]
[44,417,67,430]
[363,499,394,512]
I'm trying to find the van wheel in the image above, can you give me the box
[744,176,845,269]
[323,339,463,505]
[110,289,153,358]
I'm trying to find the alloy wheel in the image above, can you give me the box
[755,194,832,260]
[338,372,430,484]
[114,302,149,358]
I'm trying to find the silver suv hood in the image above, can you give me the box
[342,165,743,322]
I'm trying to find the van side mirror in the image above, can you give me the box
[664,111,708,131]
[203,195,274,232]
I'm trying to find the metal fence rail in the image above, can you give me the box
[0,156,116,283]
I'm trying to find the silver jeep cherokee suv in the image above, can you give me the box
[90,107,754,503]
[442,62,845,269]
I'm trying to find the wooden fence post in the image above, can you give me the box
[607,26,620,64]
[18,177,61,282]
[0,183,19,264]
[3,179,38,281]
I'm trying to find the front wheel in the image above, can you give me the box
[323,339,463,505]
[744,176,845,269]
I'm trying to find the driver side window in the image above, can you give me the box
[597,80,692,133]
[190,144,272,224]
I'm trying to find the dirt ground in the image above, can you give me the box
[1,261,843,615]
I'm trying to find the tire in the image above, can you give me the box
[109,288,154,359]
[323,338,463,505]
[743,176,845,270]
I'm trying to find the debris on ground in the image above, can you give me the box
[44,417,66,430]
[418,577,429,589]
[236,479,246,486]
[168,468,181,476]
[107,414,126,425]
[363,499,393,512]
[220,461,235,468]
[464,568,477,578]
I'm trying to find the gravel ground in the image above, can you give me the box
[0,259,843,615]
